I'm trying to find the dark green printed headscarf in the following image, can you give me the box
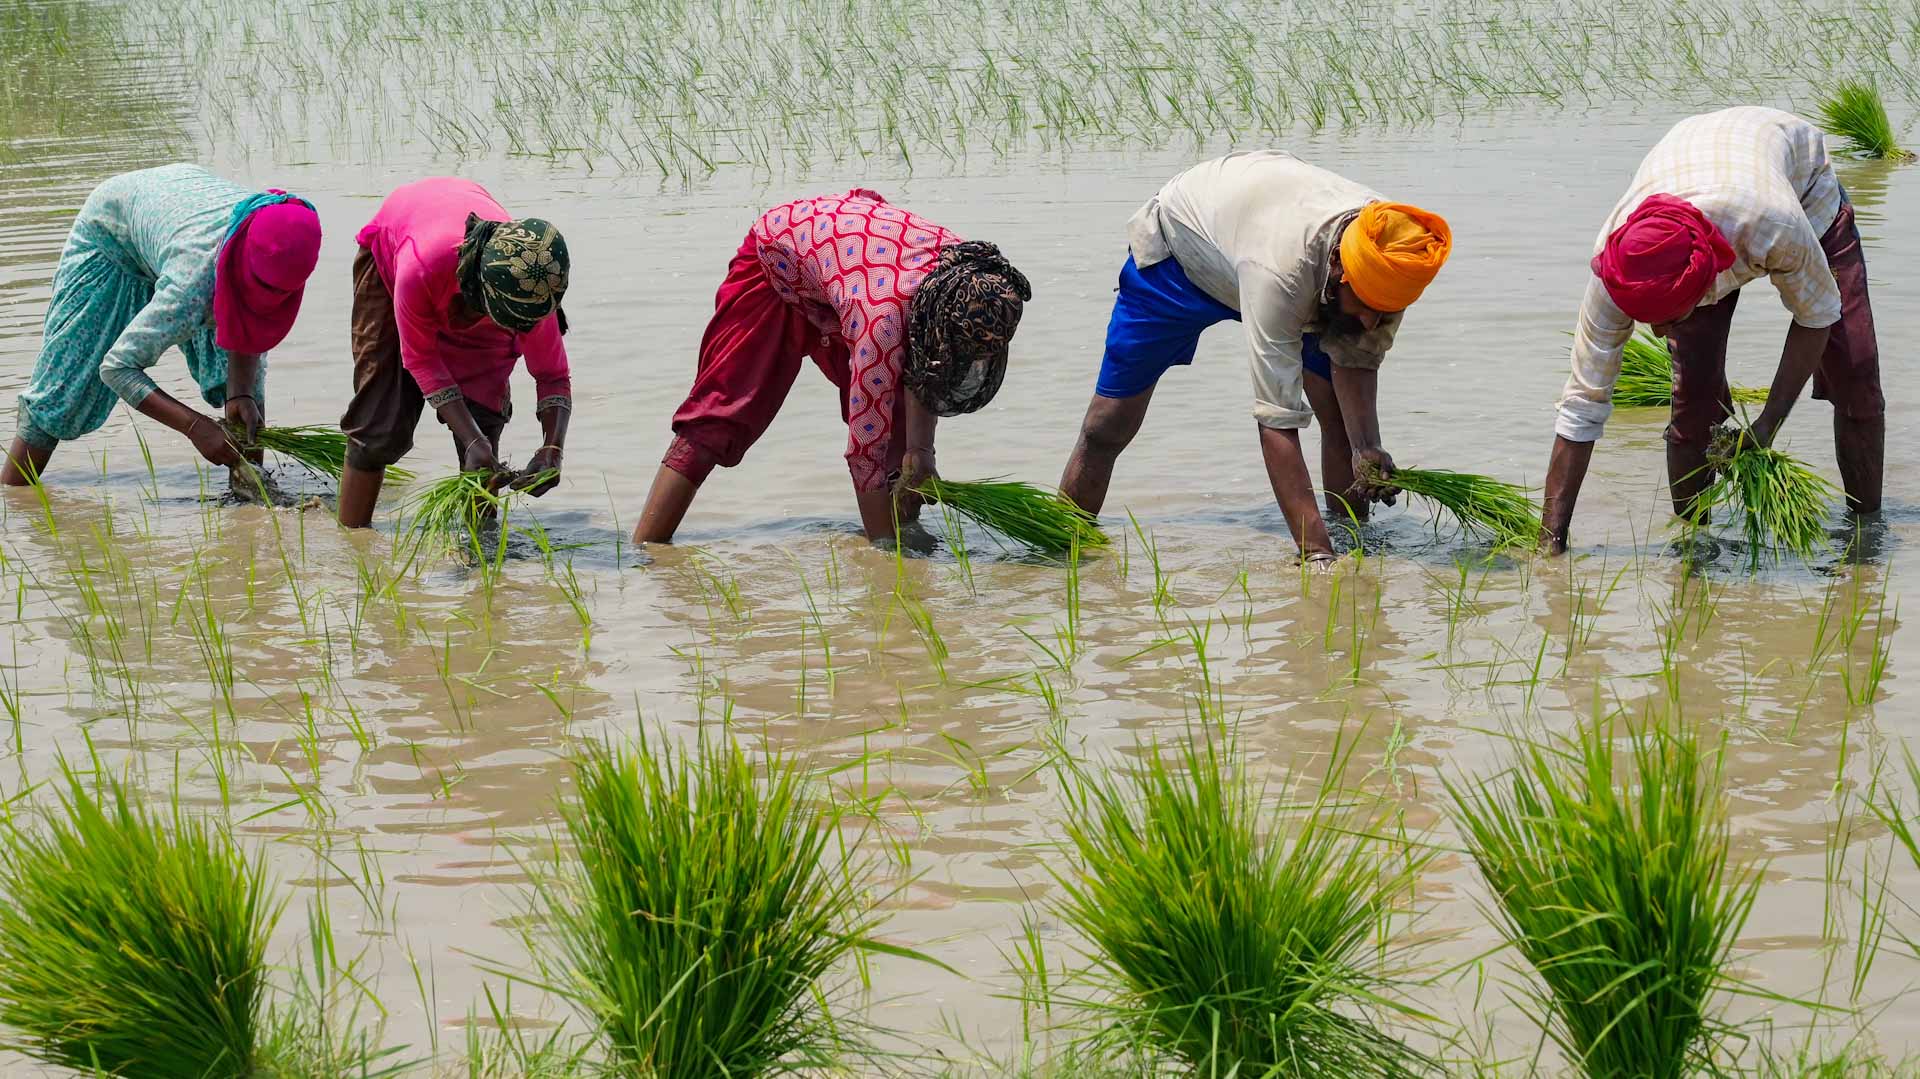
[456,213,570,334]
[903,241,1031,417]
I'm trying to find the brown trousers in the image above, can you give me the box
[340,247,507,472]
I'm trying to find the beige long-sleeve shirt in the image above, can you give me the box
[1557,107,1844,442]
[1128,151,1401,430]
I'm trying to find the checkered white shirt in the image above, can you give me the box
[1556,107,1844,441]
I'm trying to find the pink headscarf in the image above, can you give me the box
[1590,193,1736,325]
[214,196,322,353]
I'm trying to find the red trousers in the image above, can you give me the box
[663,233,856,485]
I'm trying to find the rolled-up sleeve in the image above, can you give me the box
[1764,211,1843,329]
[98,274,201,407]
[1322,311,1401,370]
[1240,268,1314,429]
[520,316,572,408]
[1556,275,1635,442]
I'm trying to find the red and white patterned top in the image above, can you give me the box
[753,189,957,491]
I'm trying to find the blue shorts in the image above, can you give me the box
[1095,253,1331,398]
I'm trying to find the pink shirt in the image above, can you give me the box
[355,178,570,413]
[753,189,956,491]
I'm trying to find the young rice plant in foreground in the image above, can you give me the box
[1614,332,1769,408]
[916,476,1108,556]
[396,468,555,568]
[1818,80,1911,160]
[0,764,277,1078]
[1449,714,1760,1078]
[530,727,926,1077]
[1049,721,1437,1076]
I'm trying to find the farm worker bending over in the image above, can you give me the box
[2,164,321,485]
[1541,106,1882,552]
[1056,151,1452,565]
[633,189,1031,544]
[336,178,573,527]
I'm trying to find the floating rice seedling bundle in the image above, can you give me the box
[1050,723,1436,1076]
[1449,715,1759,1078]
[533,729,920,1077]
[1371,464,1540,550]
[1690,427,1838,570]
[248,424,413,484]
[1613,332,1768,408]
[915,476,1107,556]
[0,766,277,1078]
[1818,80,1912,160]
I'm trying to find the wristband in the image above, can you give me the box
[227,394,256,404]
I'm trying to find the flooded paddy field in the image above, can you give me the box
[4,0,1920,1073]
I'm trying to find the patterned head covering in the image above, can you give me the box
[455,214,570,334]
[903,241,1031,417]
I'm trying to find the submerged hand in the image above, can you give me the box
[1348,446,1398,506]
[512,445,563,497]
[188,414,245,469]
[224,394,263,446]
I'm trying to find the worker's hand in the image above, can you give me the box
[1348,446,1398,506]
[1746,412,1783,452]
[223,394,263,446]
[459,434,504,483]
[188,414,246,469]
[513,445,563,497]
[894,447,936,521]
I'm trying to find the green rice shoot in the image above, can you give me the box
[1373,464,1541,550]
[1688,427,1838,571]
[395,467,556,567]
[0,763,278,1078]
[531,728,918,1077]
[1817,80,1912,161]
[917,476,1108,556]
[251,424,413,484]
[1448,713,1759,1078]
[1614,332,1768,408]
[1049,719,1436,1075]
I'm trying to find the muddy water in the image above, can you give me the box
[3,10,1919,1071]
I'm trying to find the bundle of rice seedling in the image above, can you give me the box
[250,424,413,483]
[1613,332,1768,408]
[915,475,1108,556]
[1689,427,1838,570]
[1371,464,1540,550]
[533,729,910,1077]
[1050,722,1436,1076]
[1818,80,1913,160]
[395,468,556,565]
[1448,714,1759,1078]
[0,766,277,1078]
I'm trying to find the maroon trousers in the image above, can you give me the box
[1664,201,1883,446]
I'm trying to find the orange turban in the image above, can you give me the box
[1338,201,1452,312]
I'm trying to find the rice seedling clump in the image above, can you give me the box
[1371,464,1540,549]
[535,729,894,1077]
[1690,426,1837,569]
[248,424,413,483]
[1612,332,1768,408]
[917,475,1108,555]
[1448,715,1760,1078]
[1818,80,1911,160]
[1050,724,1435,1075]
[0,767,277,1078]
